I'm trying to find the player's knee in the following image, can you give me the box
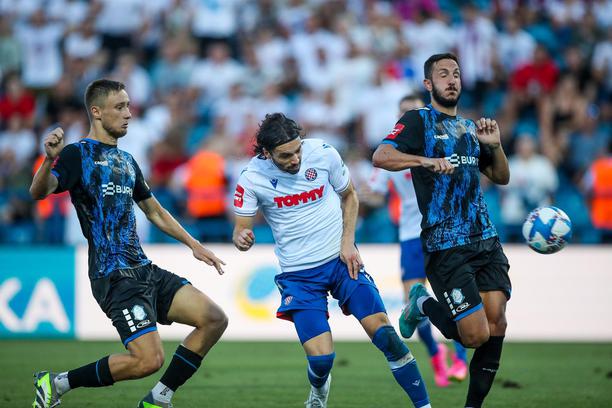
[135,351,165,377]
[372,325,412,363]
[488,315,507,336]
[363,312,391,335]
[462,331,490,348]
[202,304,229,335]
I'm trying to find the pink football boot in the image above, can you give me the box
[430,343,450,387]
[448,353,468,382]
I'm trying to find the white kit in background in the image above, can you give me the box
[369,168,422,241]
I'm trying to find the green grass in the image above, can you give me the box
[2,340,611,407]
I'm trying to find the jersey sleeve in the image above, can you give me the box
[51,144,82,193]
[380,109,425,155]
[478,141,494,172]
[233,171,259,216]
[132,159,153,203]
[369,168,391,194]
[324,144,351,193]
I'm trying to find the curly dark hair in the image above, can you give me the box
[254,113,302,155]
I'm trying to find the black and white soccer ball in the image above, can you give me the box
[522,206,572,254]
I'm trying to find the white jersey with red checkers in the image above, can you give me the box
[369,168,422,241]
[234,139,351,272]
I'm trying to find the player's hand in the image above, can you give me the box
[422,157,455,175]
[43,127,65,160]
[341,242,363,280]
[233,228,255,252]
[475,117,501,148]
[192,243,226,275]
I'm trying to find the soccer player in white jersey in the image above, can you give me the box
[232,113,431,408]
[368,95,469,388]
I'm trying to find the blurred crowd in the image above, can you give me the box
[0,0,610,245]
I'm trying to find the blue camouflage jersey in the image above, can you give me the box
[381,104,497,252]
[51,138,152,279]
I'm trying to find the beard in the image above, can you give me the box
[431,83,460,108]
[272,157,301,174]
[102,121,127,139]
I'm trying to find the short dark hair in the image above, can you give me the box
[254,113,302,155]
[84,79,125,116]
[424,53,459,80]
[399,94,422,105]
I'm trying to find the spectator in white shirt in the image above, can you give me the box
[15,8,64,89]
[497,16,536,75]
[213,82,254,141]
[189,42,245,104]
[189,0,239,57]
[454,4,497,101]
[64,18,102,60]
[0,114,36,166]
[111,52,152,109]
[501,134,559,227]
[402,10,454,83]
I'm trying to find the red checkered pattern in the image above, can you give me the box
[305,168,317,181]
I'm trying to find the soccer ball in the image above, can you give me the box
[522,206,572,254]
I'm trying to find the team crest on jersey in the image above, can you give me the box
[305,168,318,181]
[269,178,278,188]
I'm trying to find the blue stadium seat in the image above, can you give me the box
[2,221,37,244]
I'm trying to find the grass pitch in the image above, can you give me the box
[2,340,611,407]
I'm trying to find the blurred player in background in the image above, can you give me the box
[232,113,431,408]
[368,94,468,387]
[373,53,511,408]
[29,79,228,408]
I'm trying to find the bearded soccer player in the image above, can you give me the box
[373,53,511,408]
[232,113,431,408]
[369,94,468,387]
[30,79,228,408]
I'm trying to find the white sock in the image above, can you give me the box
[152,382,174,403]
[416,296,432,314]
[54,372,71,396]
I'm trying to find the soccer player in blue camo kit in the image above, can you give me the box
[233,113,431,407]
[373,53,512,408]
[369,94,468,387]
[30,79,228,408]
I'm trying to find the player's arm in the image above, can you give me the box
[30,128,64,199]
[137,196,226,274]
[372,144,453,174]
[232,215,255,251]
[339,180,363,280]
[476,117,510,185]
[232,176,259,251]
[372,110,454,174]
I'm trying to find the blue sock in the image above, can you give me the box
[417,319,439,357]
[454,341,468,363]
[306,353,335,388]
[372,325,430,408]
